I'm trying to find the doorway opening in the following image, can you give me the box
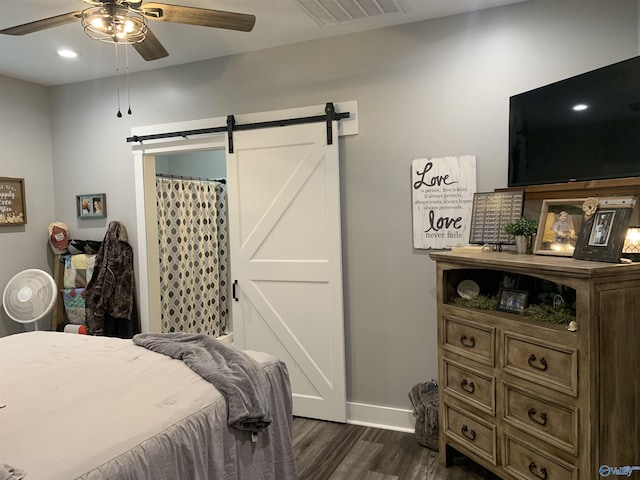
[132,131,227,333]
[154,150,230,336]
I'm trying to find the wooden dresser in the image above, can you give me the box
[429,251,640,480]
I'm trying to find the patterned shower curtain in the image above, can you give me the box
[155,177,229,336]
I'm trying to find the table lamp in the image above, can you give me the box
[622,226,640,262]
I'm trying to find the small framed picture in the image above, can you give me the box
[573,196,636,263]
[497,288,529,314]
[76,193,107,218]
[534,198,585,257]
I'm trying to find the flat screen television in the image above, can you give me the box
[508,55,640,187]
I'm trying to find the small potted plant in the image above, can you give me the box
[505,217,538,254]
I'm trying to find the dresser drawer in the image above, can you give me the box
[503,383,578,455]
[503,435,578,480]
[443,316,495,366]
[503,332,578,396]
[444,359,495,415]
[444,404,497,464]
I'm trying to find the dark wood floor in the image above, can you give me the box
[292,417,497,480]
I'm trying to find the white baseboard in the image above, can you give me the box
[346,401,416,433]
[223,332,415,433]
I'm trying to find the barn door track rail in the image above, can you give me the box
[127,102,350,153]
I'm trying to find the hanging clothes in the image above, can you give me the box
[155,177,229,336]
[85,221,139,338]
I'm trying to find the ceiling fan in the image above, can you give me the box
[0,0,256,61]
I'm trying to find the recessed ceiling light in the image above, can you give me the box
[57,49,78,58]
[573,104,588,111]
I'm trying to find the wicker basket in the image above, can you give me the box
[409,381,439,451]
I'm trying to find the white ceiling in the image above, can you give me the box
[0,0,530,86]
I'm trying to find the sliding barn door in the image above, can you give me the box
[227,122,346,422]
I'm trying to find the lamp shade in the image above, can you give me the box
[622,226,640,261]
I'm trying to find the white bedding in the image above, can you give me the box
[0,331,298,480]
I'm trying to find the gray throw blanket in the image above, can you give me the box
[133,333,272,433]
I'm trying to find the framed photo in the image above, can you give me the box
[497,288,529,314]
[588,210,615,246]
[0,177,27,226]
[76,193,107,219]
[534,198,585,256]
[573,196,636,263]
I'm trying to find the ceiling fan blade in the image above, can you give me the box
[0,11,82,36]
[133,26,169,61]
[142,3,255,32]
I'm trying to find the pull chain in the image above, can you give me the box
[115,43,122,118]
[126,43,132,115]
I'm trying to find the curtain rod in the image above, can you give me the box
[156,173,226,184]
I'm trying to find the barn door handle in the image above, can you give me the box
[232,280,238,302]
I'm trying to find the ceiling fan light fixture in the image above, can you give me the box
[81,6,147,44]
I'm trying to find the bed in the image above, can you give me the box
[0,331,299,480]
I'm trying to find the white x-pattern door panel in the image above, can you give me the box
[227,121,346,422]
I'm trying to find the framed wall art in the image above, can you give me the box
[412,155,477,250]
[77,193,107,219]
[573,196,637,263]
[533,198,586,257]
[0,177,27,226]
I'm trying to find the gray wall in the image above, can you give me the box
[0,75,55,336]
[156,151,227,178]
[2,0,638,413]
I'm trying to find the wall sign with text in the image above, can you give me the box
[0,177,26,226]
[412,156,476,249]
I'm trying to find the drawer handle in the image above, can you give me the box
[528,408,548,426]
[460,335,476,348]
[528,462,548,480]
[528,354,548,371]
[460,379,476,394]
[461,424,476,441]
